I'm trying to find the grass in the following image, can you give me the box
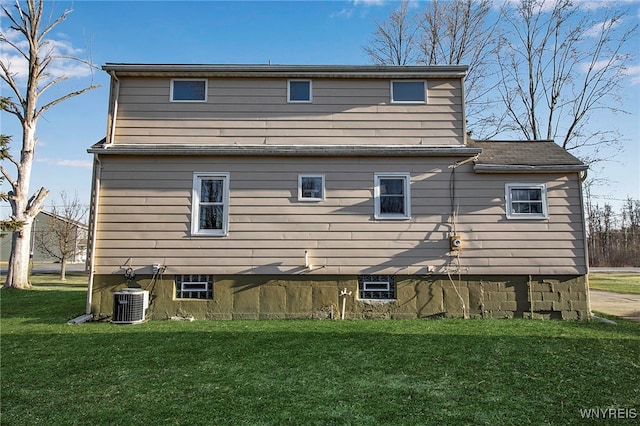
[589,272,640,294]
[2,277,639,425]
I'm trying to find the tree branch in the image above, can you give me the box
[36,84,100,119]
[0,165,18,190]
[25,186,50,218]
[0,61,27,107]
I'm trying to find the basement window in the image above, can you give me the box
[175,274,213,300]
[358,275,396,300]
[505,183,548,219]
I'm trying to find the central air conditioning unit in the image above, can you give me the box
[112,288,149,324]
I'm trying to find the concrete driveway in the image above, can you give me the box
[589,290,640,322]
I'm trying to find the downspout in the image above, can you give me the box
[460,74,467,144]
[85,71,118,315]
[105,71,120,147]
[85,156,102,315]
[578,169,591,317]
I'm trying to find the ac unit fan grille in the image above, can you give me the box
[112,290,149,324]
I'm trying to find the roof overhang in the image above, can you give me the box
[474,164,589,173]
[88,144,482,157]
[101,63,468,79]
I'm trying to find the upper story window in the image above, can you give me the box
[391,81,426,103]
[171,79,207,102]
[505,183,548,219]
[298,174,325,201]
[288,80,312,103]
[191,173,230,236]
[374,173,411,220]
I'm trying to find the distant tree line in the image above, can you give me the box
[587,199,639,267]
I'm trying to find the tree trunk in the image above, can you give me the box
[4,122,48,289]
[4,220,34,289]
[60,258,67,281]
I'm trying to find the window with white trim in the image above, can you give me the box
[175,274,213,299]
[192,173,230,236]
[374,173,411,220]
[171,79,207,102]
[288,80,312,103]
[505,183,548,219]
[298,174,325,201]
[358,275,396,300]
[391,81,426,103]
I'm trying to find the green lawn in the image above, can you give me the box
[589,272,640,294]
[1,278,639,425]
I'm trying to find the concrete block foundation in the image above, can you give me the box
[90,274,589,321]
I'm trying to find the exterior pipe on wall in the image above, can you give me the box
[85,156,102,315]
[107,71,120,146]
[578,170,591,316]
[304,250,312,269]
[528,275,534,317]
[85,71,117,314]
[340,288,352,320]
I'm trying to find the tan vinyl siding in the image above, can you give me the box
[113,78,464,146]
[93,156,586,276]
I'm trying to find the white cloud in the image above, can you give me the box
[584,18,621,38]
[331,0,387,19]
[578,59,640,85]
[330,7,354,19]
[625,64,640,85]
[353,0,385,6]
[501,0,558,12]
[37,158,93,169]
[578,57,616,74]
[576,0,640,11]
[0,26,94,84]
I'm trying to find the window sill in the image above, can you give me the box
[174,298,213,301]
[358,299,397,305]
[190,232,228,237]
[505,215,549,220]
[374,216,411,221]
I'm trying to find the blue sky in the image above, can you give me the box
[1,0,639,219]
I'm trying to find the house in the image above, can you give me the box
[86,64,590,320]
[1,210,88,263]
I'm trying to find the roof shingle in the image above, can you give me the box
[470,140,587,172]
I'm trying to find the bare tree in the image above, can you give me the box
[494,0,637,162]
[363,0,499,136]
[364,0,419,65]
[418,0,499,137]
[587,199,640,267]
[1,0,99,289]
[34,192,88,280]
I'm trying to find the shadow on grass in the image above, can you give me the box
[1,288,87,324]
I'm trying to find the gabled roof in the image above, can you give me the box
[38,211,88,230]
[101,63,468,79]
[471,140,588,173]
